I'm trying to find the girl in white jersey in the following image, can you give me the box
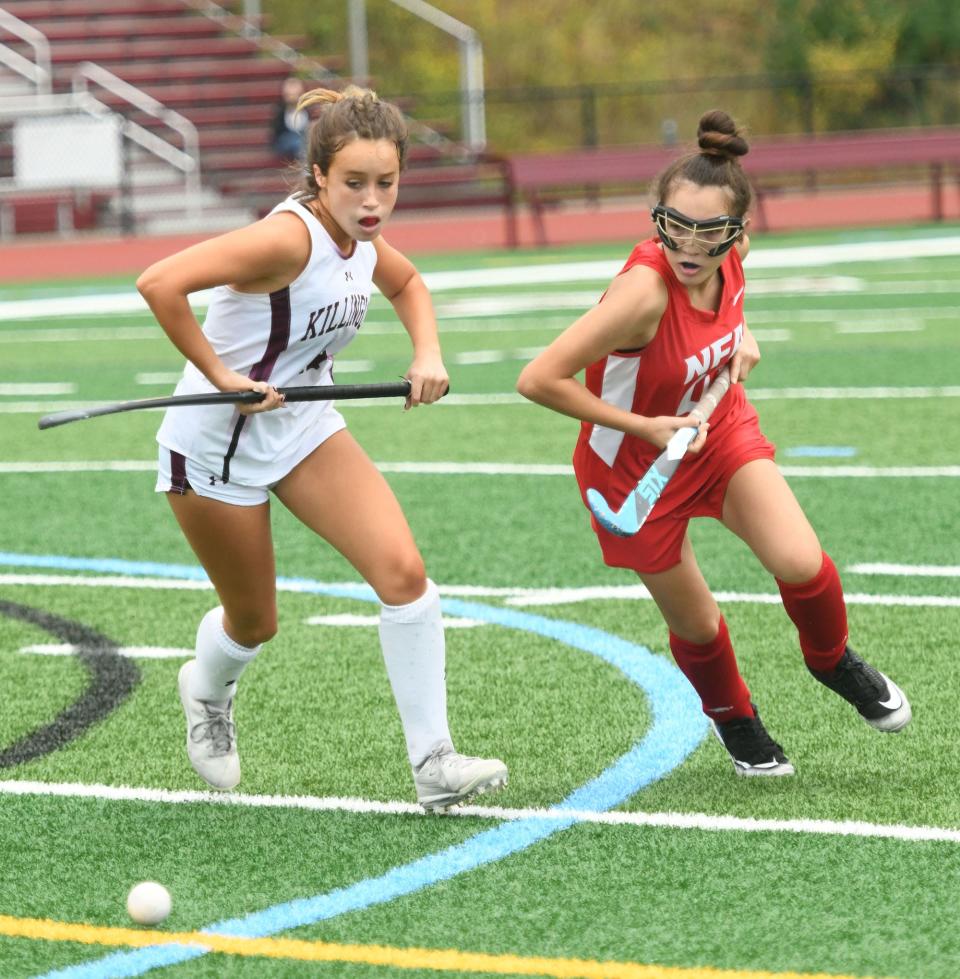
[137,86,507,812]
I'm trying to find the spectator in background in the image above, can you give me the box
[270,76,309,160]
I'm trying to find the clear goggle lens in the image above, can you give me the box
[652,204,743,257]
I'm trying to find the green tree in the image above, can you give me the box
[262,0,960,148]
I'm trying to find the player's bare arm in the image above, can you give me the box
[137,213,309,410]
[518,266,705,450]
[730,322,761,383]
[373,236,448,407]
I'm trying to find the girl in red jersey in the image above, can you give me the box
[517,110,911,775]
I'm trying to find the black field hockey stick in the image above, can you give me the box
[586,366,733,538]
[38,380,415,430]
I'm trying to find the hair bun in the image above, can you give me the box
[697,109,749,160]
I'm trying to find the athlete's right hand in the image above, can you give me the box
[214,369,286,414]
[639,415,710,454]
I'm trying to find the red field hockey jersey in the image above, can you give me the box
[572,238,750,514]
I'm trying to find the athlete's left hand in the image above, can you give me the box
[730,324,761,384]
[404,352,449,408]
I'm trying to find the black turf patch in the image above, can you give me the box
[0,601,141,768]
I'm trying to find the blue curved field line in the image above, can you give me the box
[7,553,706,979]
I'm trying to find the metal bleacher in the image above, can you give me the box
[0,0,346,236]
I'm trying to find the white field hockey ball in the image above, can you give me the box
[126,881,172,925]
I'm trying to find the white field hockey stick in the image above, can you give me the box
[37,380,414,430]
[586,366,733,538]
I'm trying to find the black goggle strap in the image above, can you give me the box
[651,204,743,257]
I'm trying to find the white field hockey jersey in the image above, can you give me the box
[156,196,377,486]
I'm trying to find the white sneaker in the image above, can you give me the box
[178,660,240,790]
[413,741,508,813]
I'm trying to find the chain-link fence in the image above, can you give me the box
[388,65,960,154]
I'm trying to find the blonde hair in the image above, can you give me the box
[293,85,408,198]
[655,109,753,217]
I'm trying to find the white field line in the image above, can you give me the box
[454,333,790,366]
[507,588,960,608]
[0,461,158,473]
[0,573,956,608]
[19,644,193,659]
[304,613,481,628]
[0,573,212,591]
[367,318,562,334]
[2,460,960,478]
[454,347,547,365]
[373,461,569,473]
[0,326,160,343]
[746,385,960,400]
[848,563,960,577]
[777,465,960,477]
[134,372,183,385]
[312,359,374,374]
[864,279,960,295]
[0,383,76,396]
[1,779,957,844]
[742,235,960,267]
[834,321,925,334]
[3,234,960,322]
[747,275,863,293]
[434,293,599,317]
[746,307,957,322]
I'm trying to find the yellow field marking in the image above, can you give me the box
[0,914,882,979]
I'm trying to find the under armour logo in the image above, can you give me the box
[345,271,353,281]
[208,475,218,486]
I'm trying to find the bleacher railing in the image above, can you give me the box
[0,7,51,95]
[71,61,201,218]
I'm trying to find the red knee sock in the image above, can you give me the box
[776,551,848,672]
[669,616,753,721]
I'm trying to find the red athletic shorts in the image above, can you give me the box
[580,403,776,575]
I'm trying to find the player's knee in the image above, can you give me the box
[772,547,823,586]
[372,550,428,606]
[224,608,277,647]
[672,612,722,646]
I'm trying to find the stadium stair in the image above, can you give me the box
[0,0,347,235]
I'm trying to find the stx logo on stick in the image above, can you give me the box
[637,467,669,506]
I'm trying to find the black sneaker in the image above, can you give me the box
[711,706,795,777]
[808,647,912,732]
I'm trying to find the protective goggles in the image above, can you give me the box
[651,204,744,257]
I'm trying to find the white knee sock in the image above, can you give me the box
[378,579,452,768]
[188,607,262,704]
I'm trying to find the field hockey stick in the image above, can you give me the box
[586,366,733,538]
[37,380,414,430]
